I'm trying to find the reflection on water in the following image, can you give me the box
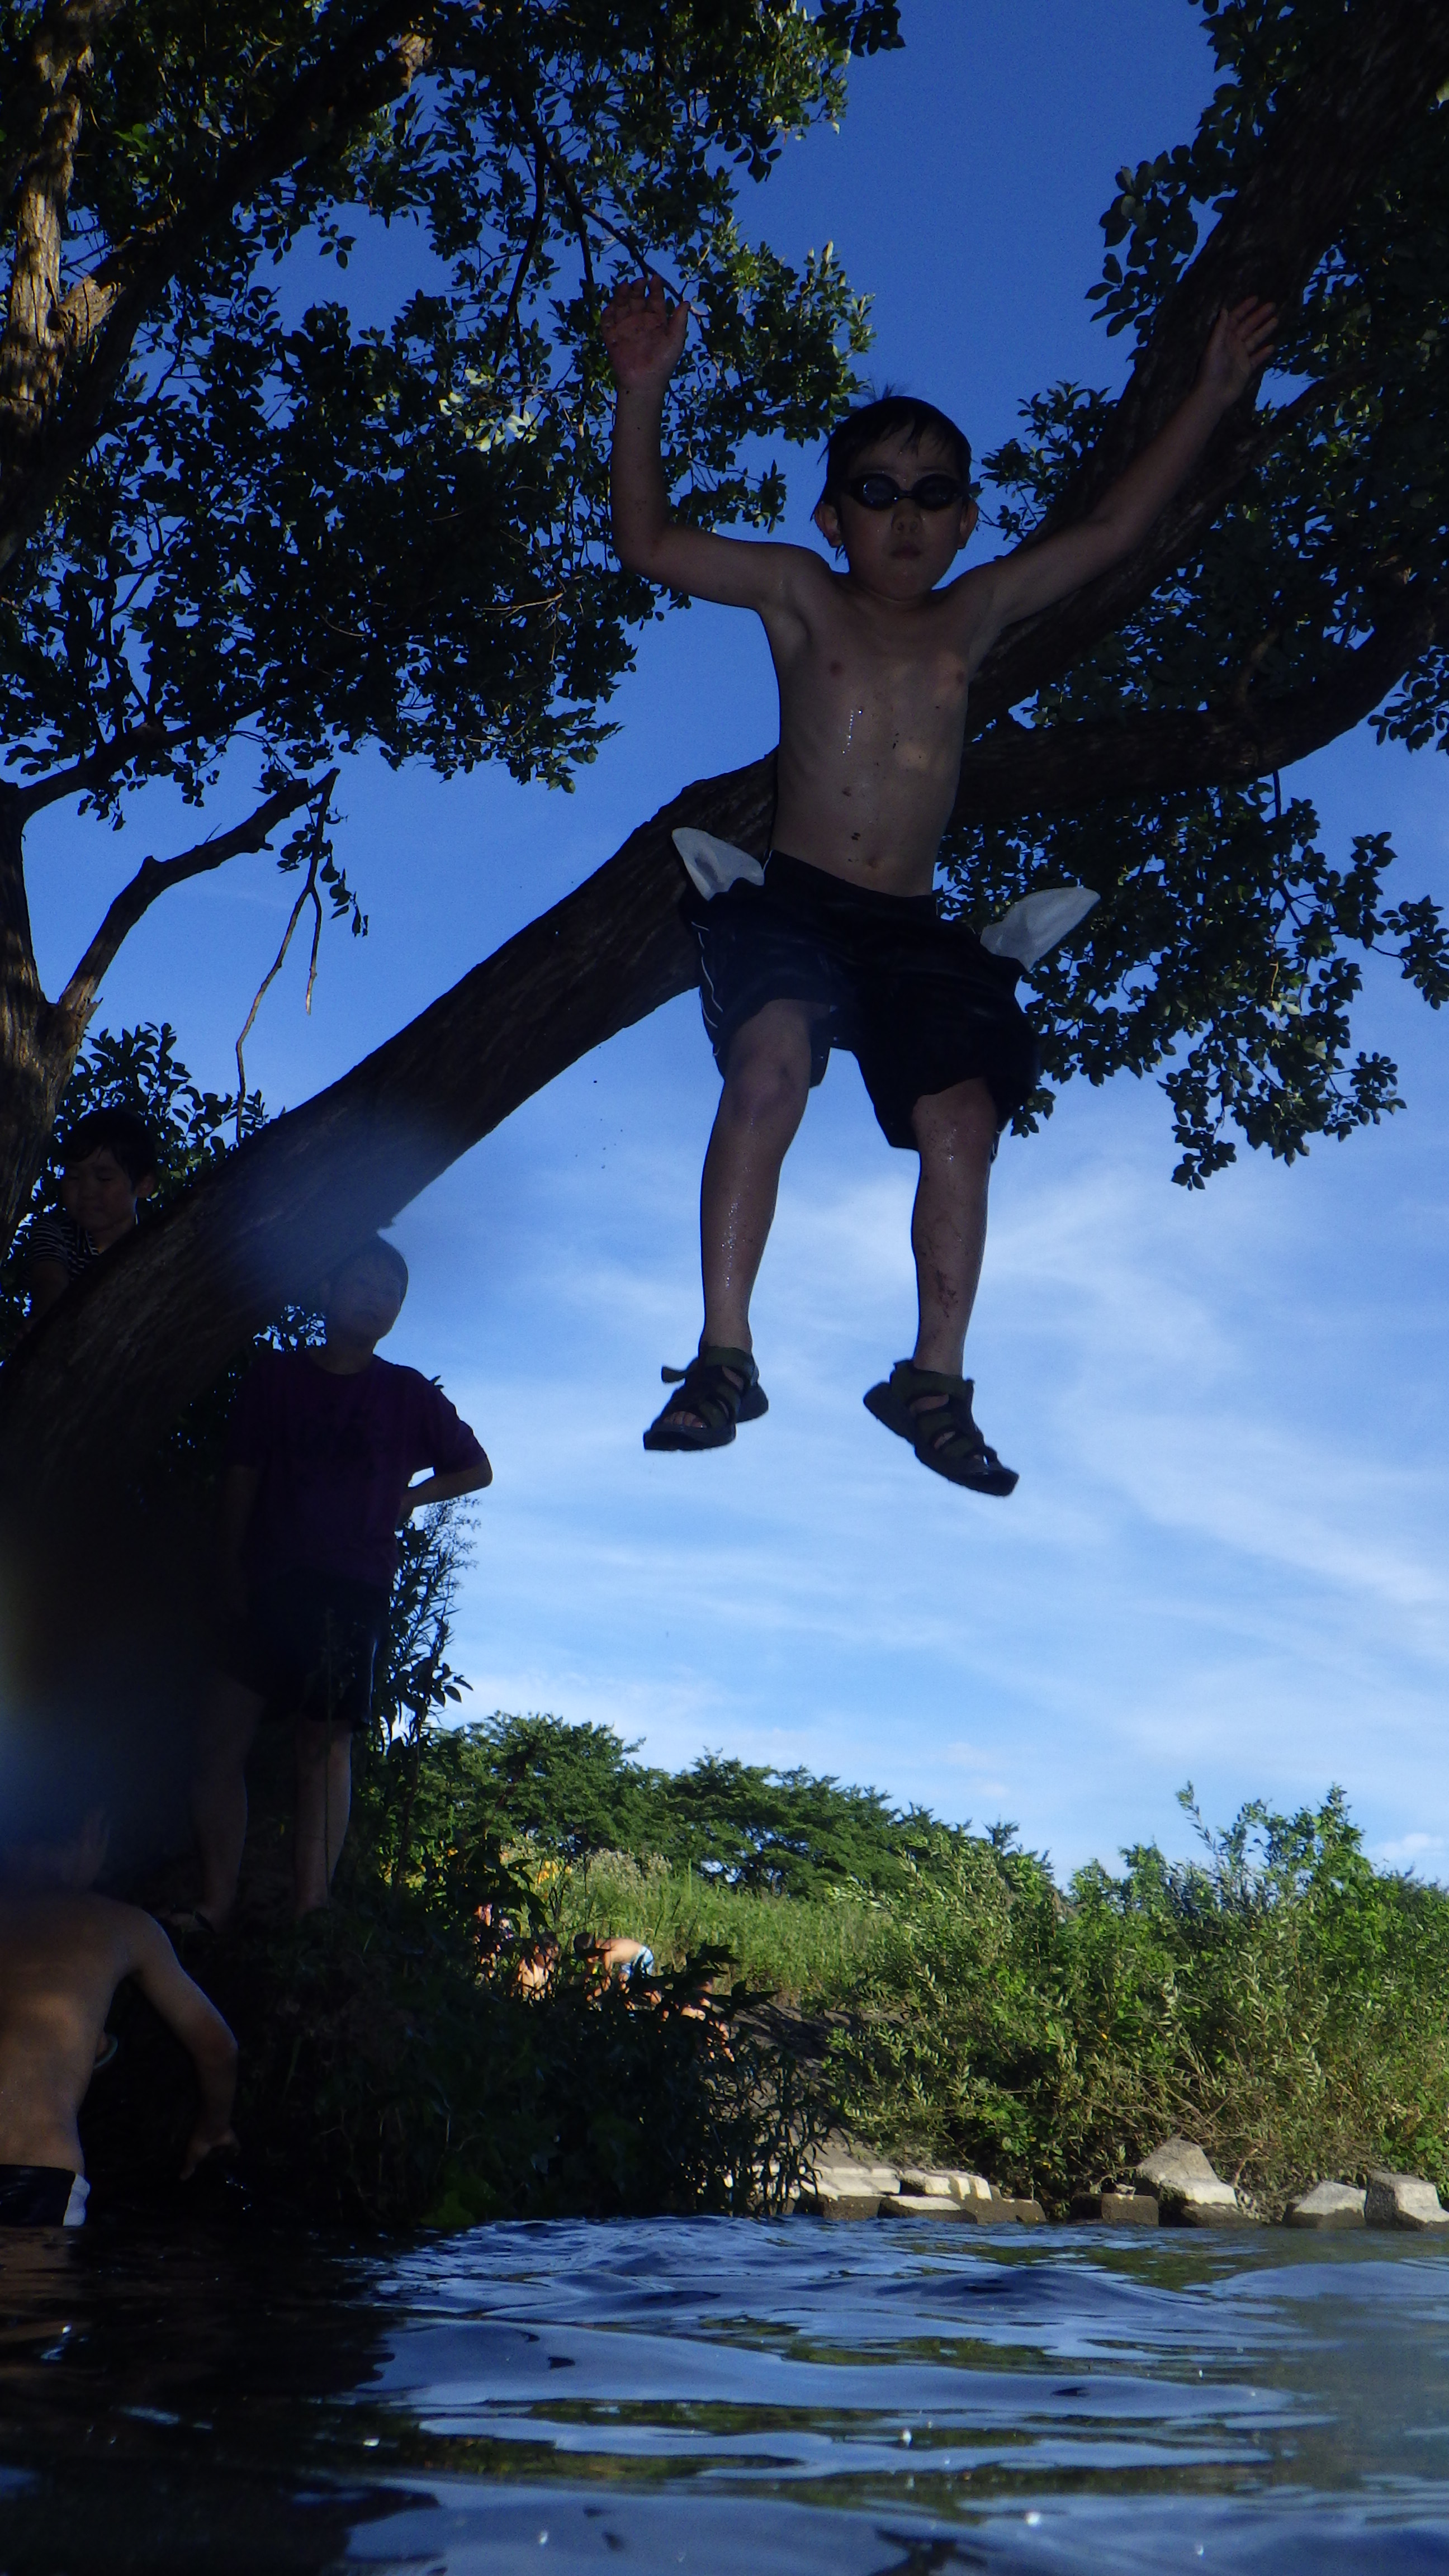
[4,2213,1449,2570]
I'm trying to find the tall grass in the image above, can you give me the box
[538,1789,1449,2218]
[554,1851,896,1999]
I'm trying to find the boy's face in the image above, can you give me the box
[325,1251,406,1346]
[60,1145,154,1239]
[813,429,978,601]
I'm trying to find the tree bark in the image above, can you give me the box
[0,782,84,1258]
[0,3,439,571]
[960,583,1443,824]
[0,757,772,1502]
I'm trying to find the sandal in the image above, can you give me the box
[643,1346,768,1452]
[864,1361,1018,1497]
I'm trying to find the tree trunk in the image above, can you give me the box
[0,782,81,1256]
[0,755,773,1507]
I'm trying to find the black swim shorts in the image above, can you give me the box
[221,1568,390,1732]
[684,848,1040,1149]
[0,2165,88,2227]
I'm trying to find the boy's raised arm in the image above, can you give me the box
[976,299,1277,642]
[604,273,808,613]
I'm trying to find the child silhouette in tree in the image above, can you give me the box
[603,277,1273,1494]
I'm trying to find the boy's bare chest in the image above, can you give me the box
[786,610,975,758]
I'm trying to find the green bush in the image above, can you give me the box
[829,1789,1449,2214]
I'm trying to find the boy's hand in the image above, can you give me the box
[1196,296,1277,410]
[602,271,690,394]
[181,2120,239,2180]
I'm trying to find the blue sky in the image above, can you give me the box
[25,2,1449,1878]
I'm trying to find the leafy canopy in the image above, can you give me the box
[389,1710,947,1902]
[944,0,1449,1182]
[0,1,881,821]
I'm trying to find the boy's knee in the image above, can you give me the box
[912,1078,997,1166]
[723,1017,813,1128]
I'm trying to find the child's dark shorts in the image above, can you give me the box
[684,848,1040,1148]
[221,1568,389,1731]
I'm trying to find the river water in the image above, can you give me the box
[3,2211,1449,2572]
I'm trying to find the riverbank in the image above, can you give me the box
[82,1716,1449,2233]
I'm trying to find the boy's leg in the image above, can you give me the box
[655,998,815,1433]
[700,998,816,1346]
[293,1719,353,1916]
[908,1076,997,1385]
[190,1673,267,1928]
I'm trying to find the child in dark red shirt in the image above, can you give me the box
[181,1237,491,1928]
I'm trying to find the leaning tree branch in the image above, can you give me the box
[54,775,318,1029]
[0,1,446,573]
[955,585,1445,825]
[11,717,193,818]
[3,554,1432,1500]
[0,755,773,1497]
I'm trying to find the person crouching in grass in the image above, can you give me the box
[178,1237,493,1930]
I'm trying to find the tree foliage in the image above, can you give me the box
[0,0,879,1254]
[941,0,1449,1180]
[0,0,873,804]
[834,1783,1449,2213]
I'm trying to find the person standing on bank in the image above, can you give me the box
[179,1238,491,1930]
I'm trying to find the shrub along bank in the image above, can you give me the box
[355,1719,1449,2224]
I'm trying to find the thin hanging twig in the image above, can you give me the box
[233,771,337,1131]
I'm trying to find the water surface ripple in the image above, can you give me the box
[4,2213,1449,2570]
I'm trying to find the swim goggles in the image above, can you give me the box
[841,471,965,512]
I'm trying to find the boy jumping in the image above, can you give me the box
[603,278,1274,1491]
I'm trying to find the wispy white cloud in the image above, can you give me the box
[385,1000,1449,1873]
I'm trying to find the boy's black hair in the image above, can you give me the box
[331,1234,409,1299]
[61,1106,158,1186]
[818,392,972,508]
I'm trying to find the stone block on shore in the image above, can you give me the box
[1158,2186,1247,2226]
[808,2161,901,2196]
[1072,2190,1159,2224]
[798,2188,883,2218]
[1138,2134,1246,2224]
[1284,2181,1366,2229]
[900,2168,993,2201]
[1136,2136,1220,2194]
[1364,2170,1449,2231]
[893,2190,1042,2223]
